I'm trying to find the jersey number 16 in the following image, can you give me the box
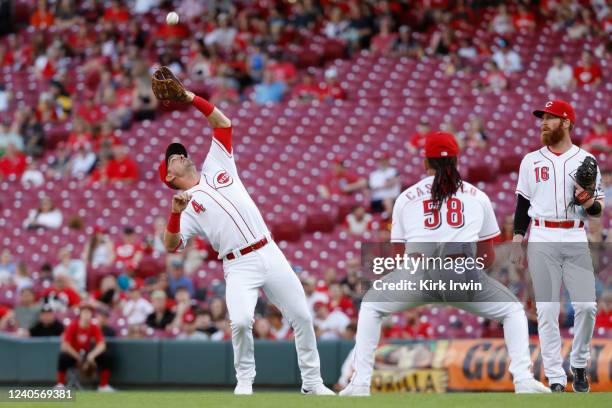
[423,198,465,229]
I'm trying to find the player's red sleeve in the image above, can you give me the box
[213,127,233,153]
[192,95,214,117]
[476,238,495,269]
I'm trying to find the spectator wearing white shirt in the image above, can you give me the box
[204,13,237,50]
[344,205,373,236]
[545,55,575,90]
[176,311,209,340]
[0,123,24,153]
[69,144,96,178]
[368,154,400,216]
[24,196,63,230]
[313,301,350,340]
[492,42,522,75]
[53,247,87,292]
[490,4,514,36]
[21,160,45,188]
[122,286,154,326]
[82,226,116,269]
[301,276,329,317]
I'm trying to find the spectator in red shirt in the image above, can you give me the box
[513,5,536,32]
[0,144,27,180]
[320,67,347,102]
[42,274,81,309]
[317,159,367,199]
[115,226,143,271]
[66,118,93,152]
[595,292,611,330]
[291,72,323,103]
[106,145,139,182]
[30,0,55,29]
[581,119,611,156]
[103,0,130,23]
[57,303,114,391]
[408,118,433,153]
[403,309,432,339]
[0,305,12,331]
[573,51,602,87]
[328,283,356,318]
[370,17,398,56]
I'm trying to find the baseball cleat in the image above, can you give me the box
[234,381,253,395]
[549,383,566,392]
[97,385,116,392]
[514,378,552,393]
[338,383,371,397]
[301,384,336,395]
[571,367,590,392]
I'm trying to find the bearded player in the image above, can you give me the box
[511,100,604,392]
[151,67,334,396]
[340,132,550,396]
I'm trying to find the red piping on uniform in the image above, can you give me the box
[539,149,558,218]
[191,189,250,244]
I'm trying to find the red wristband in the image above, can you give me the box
[192,96,215,116]
[167,212,181,234]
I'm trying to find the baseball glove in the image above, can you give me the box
[80,360,97,379]
[571,156,598,206]
[151,66,191,102]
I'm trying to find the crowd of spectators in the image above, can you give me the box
[0,0,610,343]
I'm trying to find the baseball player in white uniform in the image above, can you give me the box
[511,100,605,392]
[154,68,334,396]
[340,132,550,396]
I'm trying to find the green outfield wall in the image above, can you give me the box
[0,334,354,386]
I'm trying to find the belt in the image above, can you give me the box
[225,237,269,260]
[533,219,584,229]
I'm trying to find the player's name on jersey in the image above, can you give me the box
[372,279,483,292]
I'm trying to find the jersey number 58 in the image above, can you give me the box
[423,198,465,229]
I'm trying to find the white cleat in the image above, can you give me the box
[514,378,552,394]
[53,383,66,390]
[339,383,371,397]
[97,385,116,392]
[234,381,253,395]
[301,383,336,395]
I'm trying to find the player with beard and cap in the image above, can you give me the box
[153,66,334,396]
[511,100,605,393]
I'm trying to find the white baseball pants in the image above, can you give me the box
[350,269,534,387]
[223,240,323,389]
[527,227,597,386]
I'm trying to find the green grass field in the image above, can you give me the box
[15,391,612,408]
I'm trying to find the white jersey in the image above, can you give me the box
[391,176,500,243]
[176,128,270,258]
[515,145,604,220]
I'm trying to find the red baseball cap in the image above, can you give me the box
[533,100,576,123]
[424,132,459,158]
[183,311,196,324]
[159,143,188,189]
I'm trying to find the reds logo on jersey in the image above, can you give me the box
[213,170,233,188]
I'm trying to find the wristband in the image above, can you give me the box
[192,96,215,116]
[585,200,602,216]
[167,212,181,233]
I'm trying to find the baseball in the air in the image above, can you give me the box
[166,11,179,25]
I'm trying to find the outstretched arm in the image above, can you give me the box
[151,66,233,151]
[186,91,231,129]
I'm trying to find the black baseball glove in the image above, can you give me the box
[571,156,598,206]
